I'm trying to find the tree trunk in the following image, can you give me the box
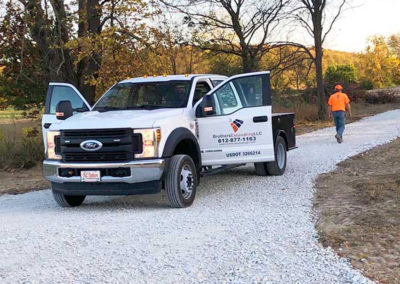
[49,0,77,85]
[77,0,101,105]
[242,53,258,73]
[25,0,76,84]
[314,45,327,119]
[313,14,327,120]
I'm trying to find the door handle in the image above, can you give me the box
[253,116,268,123]
[44,123,52,129]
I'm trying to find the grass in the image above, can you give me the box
[0,119,44,169]
[0,109,25,120]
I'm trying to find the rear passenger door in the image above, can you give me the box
[196,72,274,166]
[42,83,91,146]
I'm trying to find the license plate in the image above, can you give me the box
[81,170,101,182]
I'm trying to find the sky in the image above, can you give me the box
[0,0,399,54]
[323,0,400,52]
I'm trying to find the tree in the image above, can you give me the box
[294,0,347,119]
[159,0,291,72]
[6,0,156,104]
[324,64,356,87]
[0,1,46,110]
[358,36,400,88]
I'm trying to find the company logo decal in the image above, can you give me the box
[80,140,103,151]
[230,119,243,132]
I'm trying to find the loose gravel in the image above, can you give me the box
[1,110,399,283]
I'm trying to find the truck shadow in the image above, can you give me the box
[73,164,258,210]
[0,164,261,212]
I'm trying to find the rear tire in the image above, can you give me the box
[52,191,86,207]
[165,154,197,208]
[266,136,287,176]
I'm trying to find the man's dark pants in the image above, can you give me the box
[333,110,345,137]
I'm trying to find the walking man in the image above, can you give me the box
[328,85,352,143]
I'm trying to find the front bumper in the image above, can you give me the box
[43,159,165,184]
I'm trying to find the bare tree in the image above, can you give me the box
[295,0,346,119]
[159,0,291,73]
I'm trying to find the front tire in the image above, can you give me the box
[52,191,86,207]
[165,155,197,208]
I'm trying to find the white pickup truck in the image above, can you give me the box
[42,72,296,208]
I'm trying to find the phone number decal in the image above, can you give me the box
[213,131,262,145]
[218,136,256,144]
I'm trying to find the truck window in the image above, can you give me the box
[49,86,88,114]
[93,81,192,111]
[213,82,242,115]
[211,79,224,87]
[232,76,264,107]
[192,82,211,106]
[209,73,270,116]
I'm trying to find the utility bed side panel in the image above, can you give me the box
[272,113,296,150]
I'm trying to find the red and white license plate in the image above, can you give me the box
[81,170,101,182]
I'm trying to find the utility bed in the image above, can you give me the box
[272,113,296,150]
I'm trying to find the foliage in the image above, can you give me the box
[324,64,356,86]
[342,84,366,103]
[205,52,242,76]
[357,36,400,88]
[0,2,46,110]
[0,125,43,169]
[365,91,397,104]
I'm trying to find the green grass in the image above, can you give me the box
[0,109,25,120]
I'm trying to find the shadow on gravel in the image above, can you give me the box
[0,165,260,213]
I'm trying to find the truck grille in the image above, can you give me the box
[60,129,142,163]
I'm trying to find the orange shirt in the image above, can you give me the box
[328,92,350,112]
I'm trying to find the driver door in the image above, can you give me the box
[196,72,274,166]
[42,83,91,146]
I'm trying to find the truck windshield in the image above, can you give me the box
[93,81,191,111]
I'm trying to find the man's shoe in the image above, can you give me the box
[335,134,341,143]
[339,136,343,143]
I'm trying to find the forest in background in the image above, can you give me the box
[0,0,399,169]
[0,0,399,110]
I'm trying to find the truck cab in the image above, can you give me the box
[42,72,296,208]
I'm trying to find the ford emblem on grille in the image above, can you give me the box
[80,140,103,151]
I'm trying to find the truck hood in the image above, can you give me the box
[53,108,184,130]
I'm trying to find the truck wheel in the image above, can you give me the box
[266,136,287,176]
[165,154,197,208]
[52,191,86,207]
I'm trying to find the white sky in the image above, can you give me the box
[0,0,399,53]
[323,0,400,52]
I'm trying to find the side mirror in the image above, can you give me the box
[56,100,73,120]
[201,95,216,116]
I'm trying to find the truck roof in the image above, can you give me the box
[119,74,225,84]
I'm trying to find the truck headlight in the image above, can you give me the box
[46,131,62,160]
[134,128,161,158]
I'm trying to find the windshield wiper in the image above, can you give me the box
[126,105,161,110]
[95,106,125,112]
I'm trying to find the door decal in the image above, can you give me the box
[230,119,244,132]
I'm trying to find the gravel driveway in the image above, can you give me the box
[1,110,399,283]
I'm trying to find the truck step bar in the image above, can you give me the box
[201,164,246,177]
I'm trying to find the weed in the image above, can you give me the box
[0,121,44,169]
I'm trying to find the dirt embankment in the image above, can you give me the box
[0,166,49,195]
[314,138,400,283]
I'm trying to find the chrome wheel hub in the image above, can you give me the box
[277,143,285,169]
[180,164,194,199]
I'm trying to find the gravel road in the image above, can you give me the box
[1,110,399,283]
